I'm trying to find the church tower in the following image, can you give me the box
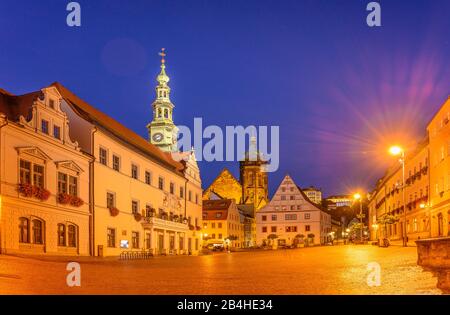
[147,48,178,152]
[239,136,269,211]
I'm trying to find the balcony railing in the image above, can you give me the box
[141,216,189,230]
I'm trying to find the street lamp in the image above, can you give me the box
[354,193,364,242]
[389,145,407,247]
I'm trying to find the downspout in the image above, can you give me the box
[0,115,8,254]
[427,144,432,238]
[90,126,98,256]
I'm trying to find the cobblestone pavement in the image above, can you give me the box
[0,245,442,294]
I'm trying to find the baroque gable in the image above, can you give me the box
[18,86,80,151]
[261,174,321,213]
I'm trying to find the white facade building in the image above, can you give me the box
[256,175,331,246]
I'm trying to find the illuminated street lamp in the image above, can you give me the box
[354,193,364,242]
[389,145,407,247]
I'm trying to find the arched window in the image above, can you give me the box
[68,224,77,247]
[57,224,66,246]
[32,219,43,244]
[19,217,29,243]
[158,108,162,118]
[164,109,169,118]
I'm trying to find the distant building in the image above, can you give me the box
[203,137,269,212]
[202,199,244,249]
[302,186,322,205]
[256,175,332,246]
[325,195,353,210]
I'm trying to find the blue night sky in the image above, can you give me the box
[1,0,450,197]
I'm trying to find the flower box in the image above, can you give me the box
[109,207,119,217]
[70,196,84,207]
[18,183,50,201]
[58,193,84,207]
[134,213,142,222]
[58,193,72,204]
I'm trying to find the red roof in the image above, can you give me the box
[202,199,232,220]
[0,89,42,122]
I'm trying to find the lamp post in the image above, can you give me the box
[389,146,407,247]
[354,193,364,242]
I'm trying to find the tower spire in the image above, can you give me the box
[147,48,178,152]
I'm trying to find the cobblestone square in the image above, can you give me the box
[0,245,442,295]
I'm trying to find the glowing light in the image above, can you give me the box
[389,145,403,156]
[353,193,361,200]
[346,228,350,232]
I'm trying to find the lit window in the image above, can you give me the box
[19,217,29,243]
[32,219,43,244]
[58,224,66,246]
[132,231,139,249]
[107,228,116,247]
[68,225,77,247]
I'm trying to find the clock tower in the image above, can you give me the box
[147,48,178,152]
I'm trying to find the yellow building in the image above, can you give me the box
[0,86,92,255]
[369,96,450,242]
[0,51,203,257]
[427,96,450,238]
[202,199,245,249]
[56,52,203,256]
[368,139,430,242]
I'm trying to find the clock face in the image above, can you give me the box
[152,132,164,142]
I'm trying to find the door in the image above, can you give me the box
[169,235,175,251]
[145,233,151,250]
[158,234,164,255]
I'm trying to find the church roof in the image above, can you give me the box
[51,82,185,173]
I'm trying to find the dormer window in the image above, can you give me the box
[41,119,49,134]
